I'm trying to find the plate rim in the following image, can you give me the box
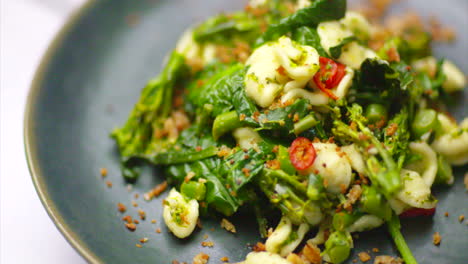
[23,1,102,263]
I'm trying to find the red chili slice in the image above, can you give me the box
[288,137,317,171]
[312,57,346,100]
[399,207,436,218]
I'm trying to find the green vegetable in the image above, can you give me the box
[111,51,187,160]
[359,185,392,221]
[324,231,353,264]
[434,155,453,185]
[365,103,388,124]
[294,115,319,135]
[411,109,440,139]
[256,0,347,46]
[181,181,207,201]
[278,145,296,175]
[193,12,260,45]
[307,174,325,201]
[387,213,419,264]
[333,104,402,196]
[292,26,328,57]
[332,212,360,231]
[212,111,242,140]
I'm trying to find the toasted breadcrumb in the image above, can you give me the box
[172,261,180,264]
[134,193,139,199]
[155,228,161,233]
[252,242,266,252]
[220,218,236,234]
[105,181,113,188]
[302,243,321,264]
[135,243,142,248]
[144,181,168,201]
[140,237,149,243]
[134,219,140,224]
[151,219,157,224]
[220,256,229,262]
[131,201,138,207]
[138,209,146,220]
[286,253,305,264]
[433,232,441,245]
[184,171,196,183]
[201,241,214,248]
[203,234,209,240]
[117,203,126,213]
[192,252,210,264]
[459,214,465,222]
[358,252,372,262]
[100,168,108,177]
[122,215,132,223]
[125,223,136,231]
[444,212,449,217]
[374,255,403,264]
[372,248,380,253]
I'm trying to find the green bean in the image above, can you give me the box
[365,104,388,124]
[294,115,319,135]
[212,111,242,140]
[278,145,296,175]
[181,181,207,201]
[411,109,440,139]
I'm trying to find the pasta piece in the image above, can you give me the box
[432,116,468,165]
[308,143,353,194]
[245,37,320,107]
[232,127,262,149]
[347,215,384,233]
[163,188,199,238]
[239,252,291,264]
[405,142,438,187]
[396,169,437,209]
[341,144,366,175]
[308,224,327,245]
[412,57,466,93]
[266,217,293,254]
[340,11,372,41]
[266,216,311,257]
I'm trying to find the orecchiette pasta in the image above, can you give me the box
[176,30,216,65]
[341,144,366,175]
[307,143,353,193]
[405,142,438,187]
[232,127,262,149]
[266,216,310,257]
[412,57,466,93]
[245,36,320,107]
[347,215,384,233]
[238,252,291,264]
[396,169,437,209]
[162,188,199,239]
[432,116,468,165]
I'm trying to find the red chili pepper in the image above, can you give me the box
[399,207,436,218]
[312,57,346,100]
[289,137,317,171]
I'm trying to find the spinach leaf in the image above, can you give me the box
[193,12,260,45]
[256,0,347,46]
[256,99,311,133]
[112,51,187,160]
[189,64,258,118]
[292,26,328,57]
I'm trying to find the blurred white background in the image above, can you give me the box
[1,0,86,263]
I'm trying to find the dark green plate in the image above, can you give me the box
[25,0,467,263]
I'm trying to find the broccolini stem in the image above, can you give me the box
[263,169,307,196]
[387,214,418,264]
[141,146,219,165]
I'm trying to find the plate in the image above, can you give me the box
[25,0,468,263]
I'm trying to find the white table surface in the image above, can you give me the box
[1,0,87,263]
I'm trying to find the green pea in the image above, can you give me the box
[359,185,392,221]
[365,104,388,124]
[181,181,206,201]
[324,231,352,264]
[411,109,440,139]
